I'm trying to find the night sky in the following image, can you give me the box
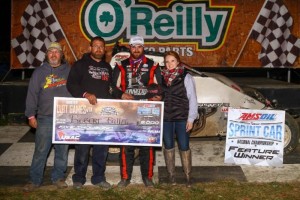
[0,1,13,79]
[0,1,11,53]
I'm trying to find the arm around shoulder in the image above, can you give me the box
[66,63,85,97]
[110,63,124,99]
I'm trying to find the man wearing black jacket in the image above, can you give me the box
[67,36,112,189]
[112,35,162,187]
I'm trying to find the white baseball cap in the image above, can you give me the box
[129,35,144,46]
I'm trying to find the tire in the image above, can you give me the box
[284,112,300,155]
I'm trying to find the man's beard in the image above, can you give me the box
[131,51,143,59]
[91,52,104,60]
[48,57,61,67]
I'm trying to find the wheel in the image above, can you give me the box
[284,112,300,155]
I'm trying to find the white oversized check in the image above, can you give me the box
[52,97,164,146]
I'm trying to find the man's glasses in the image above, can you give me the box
[91,45,105,50]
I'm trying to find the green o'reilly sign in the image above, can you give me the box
[80,0,235,50]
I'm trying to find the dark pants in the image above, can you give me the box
[119,146,154,180]
[72,144,109,185]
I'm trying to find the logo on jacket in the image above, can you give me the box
[44,74,67,89]
[88,66,110,80]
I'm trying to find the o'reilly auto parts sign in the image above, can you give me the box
[80,0,234,51]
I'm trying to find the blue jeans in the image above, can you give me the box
[163,121,190,151]
[72,144,109,185]
[29,117,69,185]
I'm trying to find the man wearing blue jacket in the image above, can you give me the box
[24,42,71,192]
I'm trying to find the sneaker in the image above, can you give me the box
[142,178,154,187]
[169,176,177,186]
[186,179,192,188]
[23,182,40,192]
[53,179,68,189]
[95,180,111,189]
[73,182,83,189]
[117,179,130,188]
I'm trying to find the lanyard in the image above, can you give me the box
[130,60,143,76]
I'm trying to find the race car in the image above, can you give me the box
[110,43,300,155]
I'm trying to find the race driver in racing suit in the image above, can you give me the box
[111,35,162,187]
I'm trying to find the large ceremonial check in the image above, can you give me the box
[52,97,164,146]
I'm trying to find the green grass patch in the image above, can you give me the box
[1,181,300,200]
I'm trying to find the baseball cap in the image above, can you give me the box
[145,83,162,99]
[47,42,62,51]
[129,35,144,46]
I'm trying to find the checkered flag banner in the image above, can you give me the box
[250,0,300,68]
[11,0,64,68]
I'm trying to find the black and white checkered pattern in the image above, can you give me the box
[250,0,300,68]
[11,0,64,68]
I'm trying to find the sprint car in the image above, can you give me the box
[109,43,300,155]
